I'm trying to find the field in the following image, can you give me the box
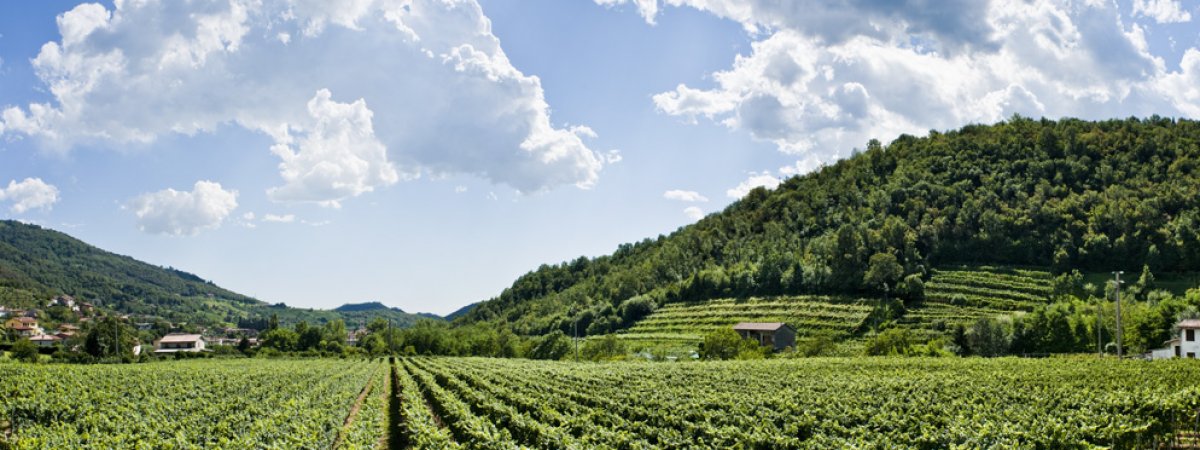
[4,357,1200,449]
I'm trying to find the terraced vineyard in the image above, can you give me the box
[394,356,1200,449]
[896,266,1055,339]
[619,296,873,344]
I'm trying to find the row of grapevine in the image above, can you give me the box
[397,356,1200,449]
[622,296,872,343]
[0,359,380,449]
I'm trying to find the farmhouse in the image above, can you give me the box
[733,322,797,351]
[1151,320,1200,359]
[154,334,207,353]
[29,334,62,348]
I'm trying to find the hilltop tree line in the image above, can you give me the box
[459,116,1200,337]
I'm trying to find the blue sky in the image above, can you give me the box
[1,0,1198,315]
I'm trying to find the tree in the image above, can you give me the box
[530,331,571,360]
[581,334,627,361]
[260,327,299,352]
[12,338,40,363]
[864,253,904,292]
[966,317,1010,357]
[83,316,138,359]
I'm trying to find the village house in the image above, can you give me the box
[0,306,10,318]
[48,295,78,311]
[29,334,62,348]
[732,322,797,351]
[5,317,44,337]
[154,334,207,354]
[1152,320,1200,359]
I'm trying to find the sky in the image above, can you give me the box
[0,0,1198,315]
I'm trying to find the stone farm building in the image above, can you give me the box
[733,322,797,351]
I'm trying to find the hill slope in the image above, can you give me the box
[457,116,1200,337]
[0,221,433,328]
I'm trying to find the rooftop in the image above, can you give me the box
[158,334,204,343]
[1179,319,1200,329]
[733,322,791,332]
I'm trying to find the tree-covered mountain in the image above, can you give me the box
[0,221,434,328]
[456,116,1200,336]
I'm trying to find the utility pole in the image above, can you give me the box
[1113,271,1124,358]
[1096,297,1103,357]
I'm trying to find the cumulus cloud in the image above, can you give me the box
[1133,0,1192,23]
[2,0,611,203]
[127,181,238,236]
[726,172,780,199]
[663,189,709,202]
[610,0,1200,169]
[267,89,402,207]
[683,206,705,220]
[0,178,60,213]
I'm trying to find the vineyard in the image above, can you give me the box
[896,266,1055,339]
[620,296,873,345]
[614,266,1055,347]
[5,356,1200,449]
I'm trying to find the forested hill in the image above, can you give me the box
[457,116,1200,336]
[0,220,434,327]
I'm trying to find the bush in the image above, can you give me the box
[865,328,916,356]
[12,338,39,363]
[700,329,768,360]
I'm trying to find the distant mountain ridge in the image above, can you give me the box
[0,220,437,328]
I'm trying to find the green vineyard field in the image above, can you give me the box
[5,356,1200,449]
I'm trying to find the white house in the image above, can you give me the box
[154,334,207,353]
[29,334,62,348]
[1151,320,1200,359]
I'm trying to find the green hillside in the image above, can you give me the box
[457,117,1200,339]
[0,220,432,328]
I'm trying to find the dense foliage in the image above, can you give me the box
[458,117,1200,337]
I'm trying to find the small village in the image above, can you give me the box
[0,294,379,360]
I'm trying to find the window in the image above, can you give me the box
[1189,329,1196,342]
[1177,346,1182,357]
[1189,352,1197,359]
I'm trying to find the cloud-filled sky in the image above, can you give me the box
[1,0,1198,315]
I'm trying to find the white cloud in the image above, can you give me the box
[127,181,238,236]
[683,206,705,220]
[663,189,709,202]
[262,213,295,223]
[780,155,824,177]
[2,0,612,203]
[726,172,780,199]
[267,89,402,207]
[0,178,60,213]
[1133,0,1191,23]
[615,0,1198,170]
[454,185,468,193]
